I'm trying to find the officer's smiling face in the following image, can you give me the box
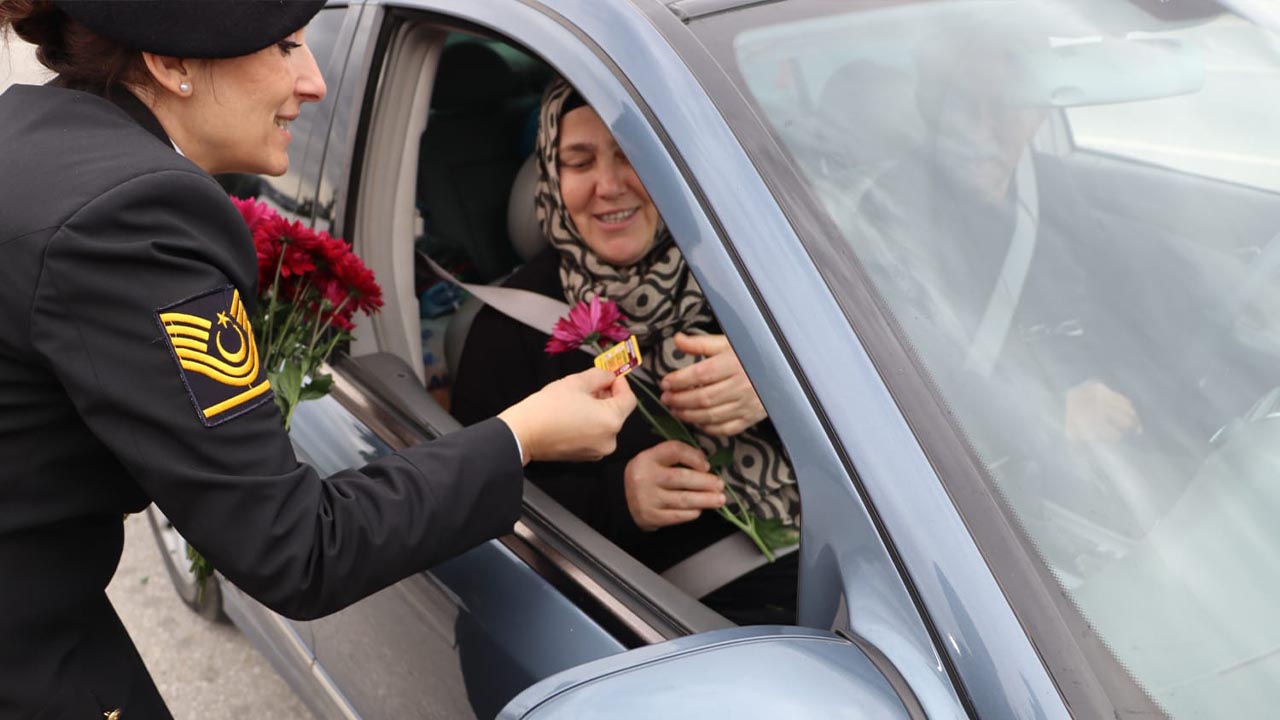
[165,27,327,176]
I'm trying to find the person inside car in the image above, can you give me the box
[850,20,1147,448]
[452,79,800,625]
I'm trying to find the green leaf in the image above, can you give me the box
[706,447,735,472]
[272,392,292,423]
[756,517,800,552]
[186,545,215,603]
[272,363,303,404]
[298,371,334,402]
[648,412,696,445]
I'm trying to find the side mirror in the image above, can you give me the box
[499,626,919,719]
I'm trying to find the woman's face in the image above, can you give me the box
[178,29,326,176]
[557,106,659,267]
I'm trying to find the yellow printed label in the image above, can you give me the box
[594,335,642,378]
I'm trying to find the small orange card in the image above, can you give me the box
[594,335,642,377]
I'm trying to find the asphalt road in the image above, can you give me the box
[107,516,311,719]
[3,39,311,720]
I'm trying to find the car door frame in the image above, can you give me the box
[435,0,1065,717]
[281,1,1063,719]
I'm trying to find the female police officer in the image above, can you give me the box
[0,1,635,716]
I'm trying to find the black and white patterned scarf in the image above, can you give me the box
[534,79,800,526]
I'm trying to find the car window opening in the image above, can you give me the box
[366,24,804,631]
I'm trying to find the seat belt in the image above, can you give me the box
[661,533,799,599]
[965,149,1040,376]
[420,251,569,336]
[422,251,788,598]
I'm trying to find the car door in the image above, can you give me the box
[287,1,1040,719]
[287,9,731,718]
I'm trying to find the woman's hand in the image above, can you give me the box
[625,440,726,531]
[1064,380,1142,443]
[499,368,636,464]
[660,333,767,436]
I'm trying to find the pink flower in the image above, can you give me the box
[229,195,274,232]
[545,296,630,354]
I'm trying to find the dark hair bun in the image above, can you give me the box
[1,0,147,92]
[3,1,60,52]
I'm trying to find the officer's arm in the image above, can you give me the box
[31,169,522,620]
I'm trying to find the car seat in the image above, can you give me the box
[417,41,528,283]
[443,154,546,378]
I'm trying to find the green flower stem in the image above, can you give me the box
[262,239,289,354]
[630,390,667,436]
[587,341,777,562]
[633,378,696,445]
[716,481,774,561]
[268,277,313,370]
[307,295,350,359]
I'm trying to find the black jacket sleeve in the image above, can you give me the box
[31,169,522,620]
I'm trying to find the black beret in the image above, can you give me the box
[53,0,327,59]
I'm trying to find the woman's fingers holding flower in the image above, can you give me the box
[625,440,725,531]
[660,333,767,436]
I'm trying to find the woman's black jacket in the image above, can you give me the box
[0,82,522,718]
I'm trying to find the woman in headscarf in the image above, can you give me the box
[0,4,632,715]
[453,79,800,624]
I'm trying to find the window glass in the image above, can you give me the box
[1067,15,1280,192]
[696,0,1280,715]
[289,393,393,474]
[217,5,350,222]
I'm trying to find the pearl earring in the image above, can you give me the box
[179,81,191,93]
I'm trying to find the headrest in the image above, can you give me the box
[432,42,515,109]
[507,154,545,262]
[818,59,923,162]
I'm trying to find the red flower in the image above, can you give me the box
[332,250,384,315]
[232,192,383,368]
[545,296,630,354]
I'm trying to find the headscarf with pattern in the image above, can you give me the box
[534,78,800,527]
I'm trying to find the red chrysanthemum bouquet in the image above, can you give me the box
[231,196,384,428]
[188,197,385,598]
[546,296,787,560]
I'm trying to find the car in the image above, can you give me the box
[145,0,1280,717]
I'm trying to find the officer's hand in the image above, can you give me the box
[660,333,767,437]
[624,440,725,531]
[499,368,636,465]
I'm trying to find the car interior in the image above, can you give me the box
[345,19,800,636]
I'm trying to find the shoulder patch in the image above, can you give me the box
[155,285,273,427]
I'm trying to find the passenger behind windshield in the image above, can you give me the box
[852,20,1152,459]
[452,79,800,625]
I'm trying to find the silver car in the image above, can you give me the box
[149,0,1280,717]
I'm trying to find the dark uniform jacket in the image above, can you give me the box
[0,82,522,719]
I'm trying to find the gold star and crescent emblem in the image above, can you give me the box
[158,287,272,425]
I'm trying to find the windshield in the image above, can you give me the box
[692,0,1280,716]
